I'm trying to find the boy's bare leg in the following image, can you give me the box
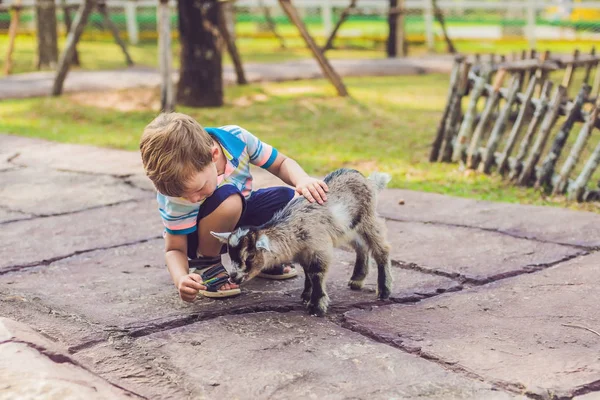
[197,194,243,290]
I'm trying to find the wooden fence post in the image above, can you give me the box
[452,69,489,162]
[480,76,521,174]
[509,80,553,180]
[536,84,590,191]
[466,68,507,169]
[440,61,471,162]
[554,98,600,195]
[497,76,537,175]
[517,85,566,186]
[430,58,462,162]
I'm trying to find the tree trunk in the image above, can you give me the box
[387,0,406,57]
[36,0,58,70]
[177,0,223,108]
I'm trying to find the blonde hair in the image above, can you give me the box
[140,113,214,197]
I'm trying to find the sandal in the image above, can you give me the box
[258,264,298,280]
[191,263,241,298]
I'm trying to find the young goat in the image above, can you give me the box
[211,168,392,316]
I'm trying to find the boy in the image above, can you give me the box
[140,113,328,301]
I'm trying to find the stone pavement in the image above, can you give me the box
[1,134,600,399]
[0,56,454,100]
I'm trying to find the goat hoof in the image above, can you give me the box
[377,291,391,300]
[301,292,311,304]
[348,280,364,291]
[308,306,326,317]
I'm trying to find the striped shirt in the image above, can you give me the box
[157,125,279,235]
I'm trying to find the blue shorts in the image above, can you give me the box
[186,185,295,259]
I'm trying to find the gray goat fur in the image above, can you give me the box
[211,168,392,316]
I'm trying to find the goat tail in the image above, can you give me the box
[368,172,391,192]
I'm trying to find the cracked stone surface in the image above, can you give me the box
[4,135,145,176]
[379,189,600,248]
[576,393,600,400]
[0,206,32,223]
[386,220,583,282]
[0,167,151,215]
[345,252,600,399]
[0,240,458,331]
[0,318,142,399]
[3,134,600,399]
[0,199,161,272]
[123,312,522,399]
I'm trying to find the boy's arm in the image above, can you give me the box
[164,232,205,302]
[267,153,329,204]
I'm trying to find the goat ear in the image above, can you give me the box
[210,231,231,244]
[256,234,271,252]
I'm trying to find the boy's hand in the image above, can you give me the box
[177,273,206,302]
[295,177,329,204]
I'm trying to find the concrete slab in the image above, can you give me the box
[0,199,162,272]
[576,393,600,400]
[386,220,582,283]
[0,240,457,331]
[0,167,150,216]
[378,189,600,248]
[0,318,142,399]
[0,291,108,350]
[0,207,32,223]
[0,134,145,176]
[125,311,521,400]
[345,252,600,398]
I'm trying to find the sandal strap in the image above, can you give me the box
[200,263,228,280]
[198,263,233,292]
[202,274,232,292]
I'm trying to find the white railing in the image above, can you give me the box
[2,0,599,49]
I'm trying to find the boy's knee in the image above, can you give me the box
[218,193,243,216]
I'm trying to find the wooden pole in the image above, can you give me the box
[536,84,590,191]
[554,98,600,195]
[323,0,357,52]
[583,46,596,84]
[440,61,471,162]
[568,114,600,202]
[497,76,537,176]
[4,0,22,75]
[97,1,134,66]
[158,0,174,112]
[52,0,96,96]
[219,0,247,85]
[466,69,507,169]
[509,80,553,180]
[259,0,286,49]
[278,0,348,97]
[452,70,489,162]
[562,49,580,90]
[61,0,80,66]
[432,0,455,54]
[517,85,566,186]
[592,57,600,97]
[480,76,521,174]
[430,58,461,162]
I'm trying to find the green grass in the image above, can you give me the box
[3,32,597,76]
[1,75,598,212]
